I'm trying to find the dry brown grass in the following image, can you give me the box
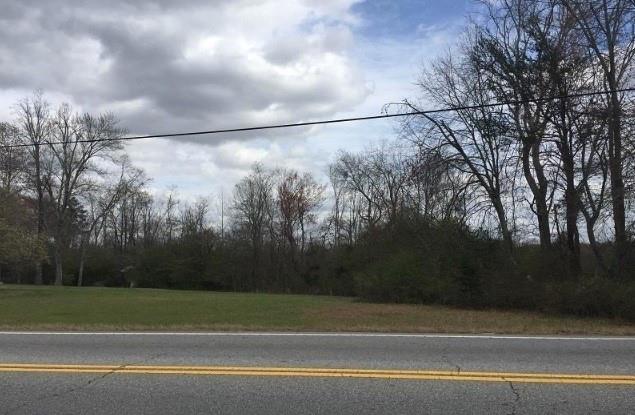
[304,303,635,335]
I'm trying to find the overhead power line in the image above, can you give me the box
[2,87,635,149]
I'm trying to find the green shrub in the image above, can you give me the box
[544,278,635,321]
[354,249,456,303]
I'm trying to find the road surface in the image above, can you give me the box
[0,332,634,414]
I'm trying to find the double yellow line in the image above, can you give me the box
[1,363,634,385]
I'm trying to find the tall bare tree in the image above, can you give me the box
[406,48,517,259]
[76,156,140,286]
[0,122,26,193]
[44,104,124,285]
[233,164,275,289]
[562,0,635,276]
[473,0,557,251]
[277,170,324,257]
[526,0,590,278]
[15,91,50,284]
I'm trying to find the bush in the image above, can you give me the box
[353,218,494,306]
[544,278,635,321]
[347,216,635,322]
[354,250,455,303]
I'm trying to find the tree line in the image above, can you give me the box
[400,0,635,280]
[1,0,634,319]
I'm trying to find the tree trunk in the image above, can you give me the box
[492,195,516,265]
[34,262,43,285]
[608,90,627,277]
[564,186,581,279]
[77,240,87,287]
[532,144,552,250]
[34,144,44,285]
[54,247,63,286]
[522,143,551,250]
[562,150,581,279]
[585,217,608,275]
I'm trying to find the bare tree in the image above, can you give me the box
[331,144,411,229]
[76,156,141,286]
[179,198,215,278]
[327,165,345,247]
[15,91,50,284]
[44,104,124,285]
[525,0,591,278]
[578,101,612,273]
[326,166,365,247]
[365,142,413,223]
[163,189,180,244]
[0,122,26,193]
[232,164,275,289]
[277,170,324,257]
[407,148,474,222]
[106,175,150,250]
[406,48,517,259]
[332,151,383,229]
[562,0,635,276]
[473,0,557,251]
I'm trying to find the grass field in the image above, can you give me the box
[0,284,634,334]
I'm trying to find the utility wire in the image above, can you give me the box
[2,87,635,149]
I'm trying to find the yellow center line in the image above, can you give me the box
[0,363,634,385]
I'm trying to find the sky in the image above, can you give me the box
[0,0,474,202]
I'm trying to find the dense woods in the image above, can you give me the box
[1,0,635,320]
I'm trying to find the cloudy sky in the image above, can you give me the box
[0,0,473,201]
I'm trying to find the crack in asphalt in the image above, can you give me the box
[438,340,462,375]
[505,380,521,415]
[2,353,167,415]
[440,353,461,374]
[2,364,127,415]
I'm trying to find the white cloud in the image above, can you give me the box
[0,0,465,201]
[0,0,369,138]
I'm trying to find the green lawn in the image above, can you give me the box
[0,284,634,334]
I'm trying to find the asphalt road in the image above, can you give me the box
[0,332,634,414]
